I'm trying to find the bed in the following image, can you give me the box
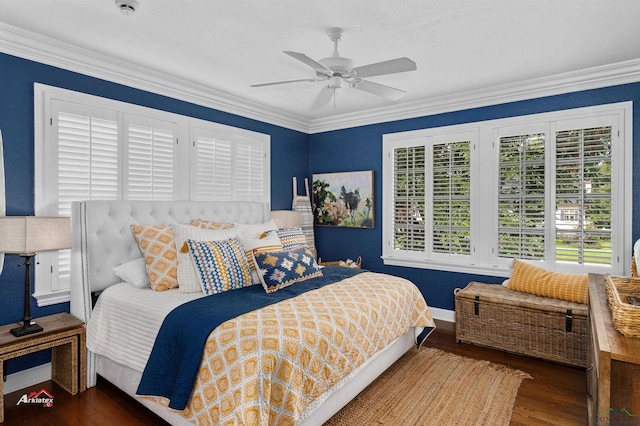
[69,200,435,425]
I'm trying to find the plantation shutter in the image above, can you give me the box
[497,132,546,260]
[52,100,120,290]
[194,129,233,201]
[432,140,471,255]
[125,116,176,200]
[36,85,272,304]
[235,135,265,202]
[392,143,426,252]
[555,125,612,265]
[193,127,266,202]
[55,103,120,213]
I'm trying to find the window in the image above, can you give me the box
[382,103,631,277]
[431,138,472,257]
[191,126,266,202]
[125,115,176,201]
[392,143,426,253]
[33,84,270,305]
[497,129,547,261]
[391,133,474,265]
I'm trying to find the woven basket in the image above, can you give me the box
[605,275,640,338]
[455,282,587,367]
[318,256,362,269]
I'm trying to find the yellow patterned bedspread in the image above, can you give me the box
[148,272,435,425]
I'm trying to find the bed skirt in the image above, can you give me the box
[95,330,416,425]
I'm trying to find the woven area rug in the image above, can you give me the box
[324,347,531,426]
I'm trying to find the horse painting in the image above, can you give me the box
[312,171,374,228]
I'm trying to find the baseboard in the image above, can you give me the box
[3,362,51,395]
[429,306,455,323]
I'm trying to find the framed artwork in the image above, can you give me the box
[312,170,374,228]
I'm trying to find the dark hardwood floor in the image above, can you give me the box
[2,319,587,425]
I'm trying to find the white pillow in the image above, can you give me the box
[171,223,242,293]
[235,219,278,239]
[112,258,149,288]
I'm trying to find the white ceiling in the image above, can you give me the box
[1,0,640,132]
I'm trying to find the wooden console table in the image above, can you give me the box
[0,313,86,423]
[588,274,640,425]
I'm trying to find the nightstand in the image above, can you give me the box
[0,313,86,423]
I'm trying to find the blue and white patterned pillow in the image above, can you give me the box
[252,246,322,294]
[186,238,252,295]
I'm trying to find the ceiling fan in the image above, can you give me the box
[251,27,417,107]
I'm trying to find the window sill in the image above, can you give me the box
[381,256,512,278]
[34,289,70,307]
[382,256,616,277]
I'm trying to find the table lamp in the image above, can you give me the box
[0,216,71,337]
[269,210,302,228]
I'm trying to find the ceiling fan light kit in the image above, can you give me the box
[251,27,417,107]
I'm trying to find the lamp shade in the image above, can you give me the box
[0,216,71,255]
[270,210,302,229]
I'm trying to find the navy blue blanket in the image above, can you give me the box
[136,266,364,410]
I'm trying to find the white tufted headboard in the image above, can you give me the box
[69,200,270,325]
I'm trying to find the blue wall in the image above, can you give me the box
[0,52,308,374]
[2,49,639,376]
[310,83,640,311]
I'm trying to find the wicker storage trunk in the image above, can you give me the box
[455,282,588,367]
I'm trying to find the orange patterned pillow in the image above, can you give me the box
[131,224,178,291]
[507,259,588,304]
[188,219,235,230]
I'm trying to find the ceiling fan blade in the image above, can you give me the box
[351,57,417,78]
[353,80,406,101]
[313,86,335,107]
[284,51,333,76]
[251,78,318,88]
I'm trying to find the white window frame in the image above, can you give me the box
[382,102,632,278]
[33,83,270,306]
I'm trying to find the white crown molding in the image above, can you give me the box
[0,23,311,133]
[308,59,640,133]
[2,22,640,135]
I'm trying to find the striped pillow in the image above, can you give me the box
[186,238,252,295]
[507,259,588,304]
[172,223,241,293]
[264,228,307,251]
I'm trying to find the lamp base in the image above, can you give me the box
[10,322,44,337]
